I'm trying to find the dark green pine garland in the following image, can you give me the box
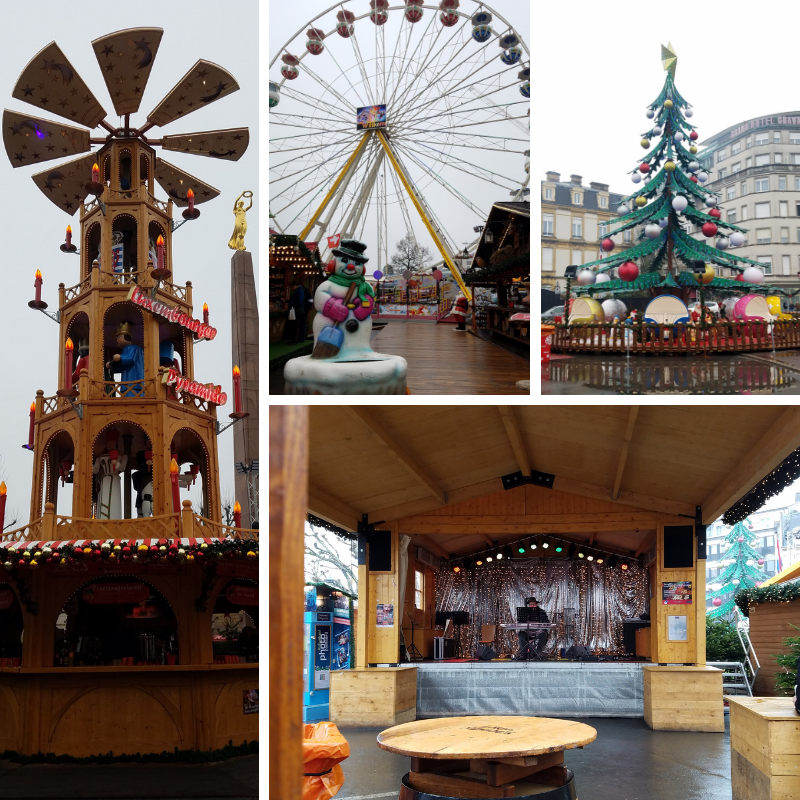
[736,580,800,617]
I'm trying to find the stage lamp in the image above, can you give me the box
[554,543,563,553]
[541,538,550,549]
[620,561,629,571]
[475,557,484,566]
[596,556,604,564]
[453,563,461,573]
[519,543,527,554]
[495,549,503,560]
[530,539,537,550]
[586,553,594,561]
[577,550,585,559]
[486,555,493,562]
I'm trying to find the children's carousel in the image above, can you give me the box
[0,28,258,757]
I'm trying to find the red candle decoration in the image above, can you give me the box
[187,188,195,214]
[66,225,72,247]
[156,235,165,271]
[203,303,209,326]
[91,162,100,183]
[232,365,242,413]
[233,500,241,529]
[27,402,35,449]
[64,338,74,391]
[34,269,43,304]
[170,458,181,513]
[0,482,6,533]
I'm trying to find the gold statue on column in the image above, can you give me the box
[228,190,254,251]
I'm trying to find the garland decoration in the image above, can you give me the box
[307,513,357,541]
[735,579,800,617]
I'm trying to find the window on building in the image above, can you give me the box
[623,229,632,243]
[732,141,742,155]
[780,176,787,191]
[797,202,800,216]
[758,256,773,275]
[755,154,770,167]
[727,209,737,223]
[796,178,800,191]
[755,202,770,218]
[542,247,554,271]
[746,157,752,169]
[794,154,800,165]
[782,227,790,244]
[783,254,791,274]
[775,153,783,164]
[718,167,728,180]
[543,213,554,235]
[791,133,800,144]
[544,187,554,200]
[732,162,741,173]
[573,193,582,205]
[415,570,424,610]
[599,196,608,209]
[599,223,607,238]
[765,535,775,547]
[767,560,776,573]
[756,228,771,243]
[717,148,727,162]
[571,249,583,265]
[781,201,789,217]
[741,205,748,221]
[727,186,736,200]
[741,181,748,196]
[572,218,582,238]
[774,131,782,143]
[756,132,769,145]
[756,178,769,192]
[746,136,752,149]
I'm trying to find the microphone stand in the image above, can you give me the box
[406,612,423,661]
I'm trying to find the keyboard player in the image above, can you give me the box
[517,597,549,659]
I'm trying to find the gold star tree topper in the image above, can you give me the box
[661,42,677,76]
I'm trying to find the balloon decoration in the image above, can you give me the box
[402,270,412,280]
[373,270,383,280]
[712,597,722,607]
[432,269,443,281]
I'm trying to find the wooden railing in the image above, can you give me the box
[107,269,140,287]
[41,395,61,416]
[64,276,92,302]
[0,519,44,544]
[55,513,179,541]
[552,320,800,355]
[89,377,153,400]
[192,514,259,541]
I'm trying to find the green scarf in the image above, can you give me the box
[328,271,375,305]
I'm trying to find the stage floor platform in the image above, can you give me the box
[415,660,646,718]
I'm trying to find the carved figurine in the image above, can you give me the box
[106,321,144,396]
[227,190,253,251]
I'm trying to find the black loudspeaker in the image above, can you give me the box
[565,646,592,660]
[368,530,392,571]
[476,645,496,661]
[664,525,694,569]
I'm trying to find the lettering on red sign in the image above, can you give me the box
[164,368,227,406]
[128,286,217,341]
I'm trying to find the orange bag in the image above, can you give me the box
[301,721,350,800]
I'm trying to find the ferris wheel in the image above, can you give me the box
[269,0,529,297]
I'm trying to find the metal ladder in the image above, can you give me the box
[708,609,760,696]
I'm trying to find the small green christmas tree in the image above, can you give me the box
[572,43,770,303]
[707,519,768,619]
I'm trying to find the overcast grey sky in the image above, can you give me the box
[0,0,257,521]
[268,0,530,268]
[541,0,800,197]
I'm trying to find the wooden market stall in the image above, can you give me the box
[269,232,323,342]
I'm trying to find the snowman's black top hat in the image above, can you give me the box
[332,238,369,264]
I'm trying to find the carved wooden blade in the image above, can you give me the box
[161,128,249,161]
[3,109,90,168]
[155,157,220,207]
[92,27,164,116]
[147,60,240,128]
[12,42,107,128]
[31,153,97,216]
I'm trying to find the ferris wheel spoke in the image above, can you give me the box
[286,71,357,122]
[322,46,367,109]
[271,112,353,126]
[270,128,356,143]
[269,135,361,176]
[280,84,354,126]
[270,138,361,186]
[349,31,375,107]
[385,11,438,110]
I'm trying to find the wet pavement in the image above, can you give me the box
[543,351,800,394]
[336,717,732,800]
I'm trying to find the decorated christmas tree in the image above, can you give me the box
[572,43,770,303]
[707,520,768,619]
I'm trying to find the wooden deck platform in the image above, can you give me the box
[371,322,529,395]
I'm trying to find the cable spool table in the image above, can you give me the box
[377,715,597,799]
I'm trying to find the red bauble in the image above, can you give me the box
[712,597,722,607]
[639,163,650,173]
[735,273,745,282]
[618,261,639,282]
[737,536,744,542]
[690,131,699,141]
[709,208,722,219]
[701,222,718,237]
[690,176,698,183]
[601,238,615,252]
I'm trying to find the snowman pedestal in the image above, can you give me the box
[284,352,408,395]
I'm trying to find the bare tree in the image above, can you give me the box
[305,524,357,595]
[221,487,236,526]
[388,232,433,275]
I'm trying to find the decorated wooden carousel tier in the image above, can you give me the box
[0,27,258,758]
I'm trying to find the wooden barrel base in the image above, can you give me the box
[399,769,577,800]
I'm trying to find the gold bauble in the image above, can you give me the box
[640,139,650,149]
[635,196,647,207]
[664,161,676,172]
[690,145,698,154]
[664,99,674,108]
[695,263,715,285]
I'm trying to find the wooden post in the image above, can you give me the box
[180,499,194,538]
[357,545,369,669]
[269,406,308,800]
[42,502,55,540]
[123,433,133,519]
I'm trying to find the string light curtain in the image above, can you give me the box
[436,559,649,657]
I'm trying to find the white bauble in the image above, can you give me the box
[705,195,717,207]
[746,559,754,566]
[645,223,661,239]
[646,108,655,119]
[602,298,626,321]
[674,131,684,142]
[697,172,708,183]
[631,173,642,184]
[595,273,611,284]
[672,195,688,212]
[577,269,596,286]
[715,237,729,250]
[743,267,765,284]
[688,161,699,172]
[617,204,630,216]
[729,231,746,247]
[685,107,694,118]
[732,579,740,586]
[711,583,722,591]
[653,125,662,135]
[658,217,669,228]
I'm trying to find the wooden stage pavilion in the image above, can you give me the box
[270,404,800,799]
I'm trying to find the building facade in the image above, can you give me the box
[691,112,800,291]
[540,172,630,291]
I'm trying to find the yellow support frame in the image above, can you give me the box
[299,131,372,241]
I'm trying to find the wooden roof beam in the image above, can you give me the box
[702,407,800,524]
[612,406,639,501]
[307,484,361,532]
[346,406,447,505]
[497,405,531,477]
[414,534,450,560]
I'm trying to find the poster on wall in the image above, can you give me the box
[667,615,687,641]
[376,603,394,627]
[662,581,692,605]
[314,623,331,689]
[333,615,351,670]
[242,689,258,715]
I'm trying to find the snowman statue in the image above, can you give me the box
[284,237,408,394]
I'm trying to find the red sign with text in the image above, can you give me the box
[82,582,150,604]
[225,585,259,606]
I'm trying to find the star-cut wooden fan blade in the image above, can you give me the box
[92,27,164,116]
[161,128,249,161]
[31,153,97,216]
[3,109,90,168]
[12,42,107,128]
[155,157,220,207]
[147,60,240,128]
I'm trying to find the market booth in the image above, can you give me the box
[271,405,800,798]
